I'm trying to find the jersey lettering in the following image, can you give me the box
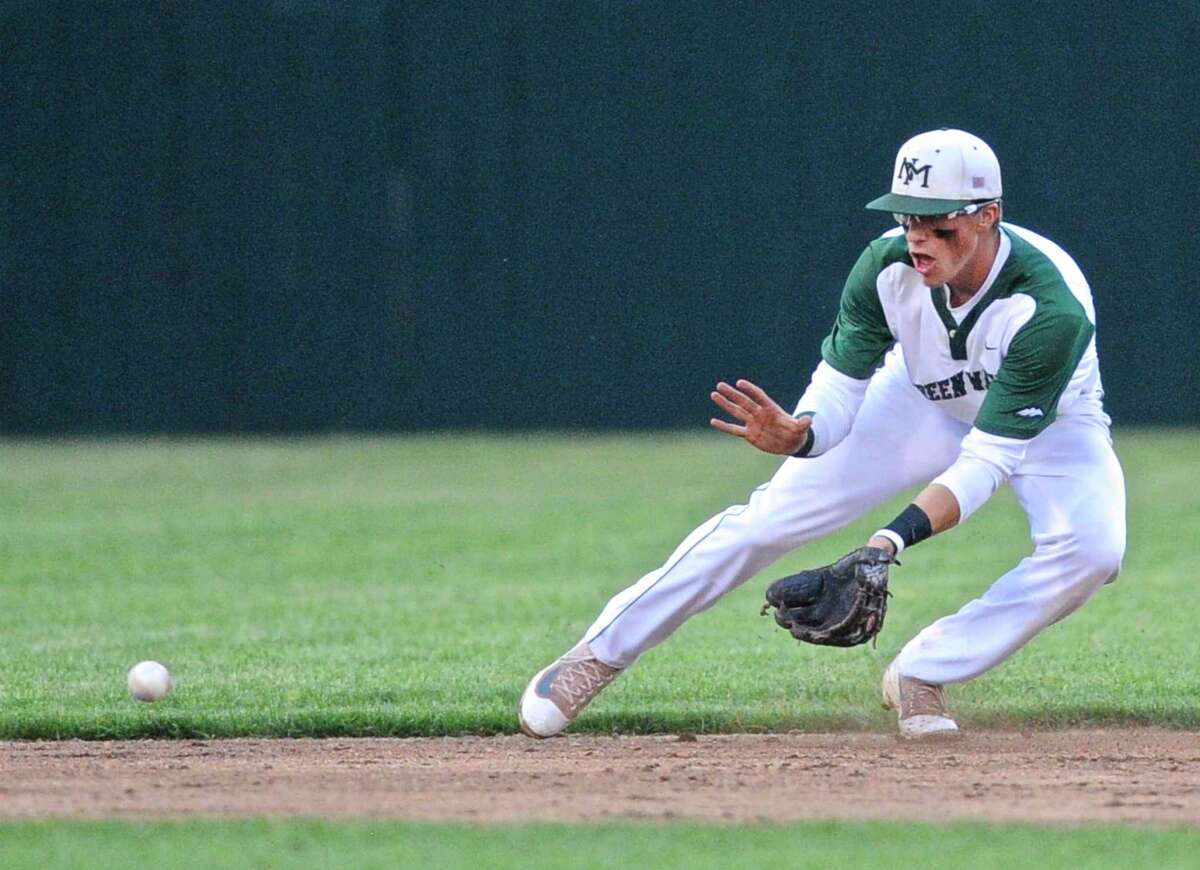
[914,369,996,402]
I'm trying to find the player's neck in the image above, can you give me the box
[946,230,1001,306]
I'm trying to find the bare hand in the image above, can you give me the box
[709,379,812,455]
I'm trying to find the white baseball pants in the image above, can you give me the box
[584,350,1126,685]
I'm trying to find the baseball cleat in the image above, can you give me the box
[518,642,622,738]
[882,662,959,739]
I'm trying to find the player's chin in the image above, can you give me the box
[914,264,945,286]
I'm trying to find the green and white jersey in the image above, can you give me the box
[821,223,1105,439]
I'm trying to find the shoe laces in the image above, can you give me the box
[902,677,949,719]
[553,653,619,717]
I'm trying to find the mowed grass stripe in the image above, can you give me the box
[0,431,1194,739]
[2,820,1199,870]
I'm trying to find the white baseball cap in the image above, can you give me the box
[866,129,1002,215]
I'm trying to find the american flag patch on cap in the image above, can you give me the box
[972,176,986,188]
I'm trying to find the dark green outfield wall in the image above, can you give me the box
[3,2,1197,433]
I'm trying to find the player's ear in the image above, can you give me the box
[982,202,1001,232]
[984,201,1003,230]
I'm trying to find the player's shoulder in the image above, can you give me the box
[843,227,911,290]
[999,223,1094,317]
[862,226,911,270]
[1001,223,1089,296]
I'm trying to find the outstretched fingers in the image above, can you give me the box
[710,417,747,438]
[735,379,778,411]
[710,388,751,422]
[715,381,760,412]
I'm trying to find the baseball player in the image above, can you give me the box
[519,129,1125,738]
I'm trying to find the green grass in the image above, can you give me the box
[0,430,1196,738]
[2,820,1199,869]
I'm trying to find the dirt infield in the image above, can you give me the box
[2,730,1198,826]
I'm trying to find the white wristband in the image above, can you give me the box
[873,528,906,555]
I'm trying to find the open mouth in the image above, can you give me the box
[911,252,935,275]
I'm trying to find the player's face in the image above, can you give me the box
[903,212,992,291]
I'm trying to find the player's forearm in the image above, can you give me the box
[931,427,1028,522]
[914,483,961,533]
[869,428,1028,556]
[791,361,870,456]
[867,484,960,552]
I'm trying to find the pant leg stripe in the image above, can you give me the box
[585,482,770,645]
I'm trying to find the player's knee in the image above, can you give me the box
[1093,541,1124,585]
[1068,530,1124,586]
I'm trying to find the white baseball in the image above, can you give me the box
[127,660,173,702]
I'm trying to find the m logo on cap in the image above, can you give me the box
[897,157,932,189]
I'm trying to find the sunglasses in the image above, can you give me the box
[894,199,1000,228]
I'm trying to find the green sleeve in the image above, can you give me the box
[819,243,897,379]
[974,303,1094,439]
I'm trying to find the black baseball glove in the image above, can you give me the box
[760,546,896,647]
